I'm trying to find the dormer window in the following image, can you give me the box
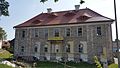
[64,11,75,17]
[77,15,90,21]
[48,13,58,18]
[77,13,91,21]
[32,20,42,24]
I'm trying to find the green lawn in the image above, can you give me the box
[109,63,118,68]
[36,61,119,68]
[36,61,96,68]
[0,64,13,68]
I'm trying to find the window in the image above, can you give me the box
[66,44,70,53]
[34,46,38,52]
[22,31,25,38]
[79,44,83,53]
[21,46,24,52]
[44,29,48,38]
[66,28,70,36]
[97,27,101,35]
[56,49,59,52]
[78,27,82,36]
[35,29,39,37]
[54,28,59,37]
[44,47,48,52]
[55,45,59,52]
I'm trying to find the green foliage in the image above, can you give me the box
[40,0,85,4]
[109,63,118,68]
[94,56,102,68]
[0,49,13,59]
[0,0,9,16]
[0,27,7,40]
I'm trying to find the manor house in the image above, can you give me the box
[14,5,113,62]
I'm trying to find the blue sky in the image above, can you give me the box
[0,0,120,40]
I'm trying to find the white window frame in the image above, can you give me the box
[65,28,71,37]
[54,28,60,37]
[77,27,83,36]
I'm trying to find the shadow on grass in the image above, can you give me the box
[35,61,96,68]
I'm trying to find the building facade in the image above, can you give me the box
[113,40,120,52]
[14,7,113,62]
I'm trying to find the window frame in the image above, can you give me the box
[34,46,38,53]
[44,47,48,52]
[21,46,24,52]
[35,29,39,37]
[44,29,48,38]
[78,43,83,53]
[77,27,82,36]
[66,44,70,53]
[54,28,60,37]
[97,26,102,36]
[22,30,25,38]
[65,28,71,37]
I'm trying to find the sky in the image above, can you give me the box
[0,0,120,40]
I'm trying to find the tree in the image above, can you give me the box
[0,27,7,40]
[0,0,9,16]
[40,0,85,4]
[0,0,84,17]
[94,56,102,68]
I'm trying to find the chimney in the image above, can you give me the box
[75,5,80,10]
[47,8,52,13]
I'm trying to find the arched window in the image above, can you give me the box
[66,44,70,53]
[79,43,83,53]
[34,46,38,53]
[21,46,24,52]
[44,45,48,52]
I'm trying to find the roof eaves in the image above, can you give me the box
[14,19,114,28]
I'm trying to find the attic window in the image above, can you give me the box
[48,13,58,18]
[77,15,90,21]
[64,12,75,17]
[32,20,41,24]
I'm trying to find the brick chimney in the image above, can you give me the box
[47,8,52,13]
[75,5,80,10]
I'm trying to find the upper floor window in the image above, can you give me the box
[97,27,101,35]
[66,44,70,53]
[78,27,82,36]
[22,31,25,38]
[34,46,38,52]
[44,29,48,38]
[79,44,83,53]
[21,46,24,52]
[54,28,59,37]
[35,29,39,37]
[66,28,71,37]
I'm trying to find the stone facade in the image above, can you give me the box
[113,40,120,52]
[14,22,113,62]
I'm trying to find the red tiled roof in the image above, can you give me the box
[14,8,114,28]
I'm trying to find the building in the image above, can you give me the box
[0,40,10,49]
[113,40,120,52]
[14,6,113,62]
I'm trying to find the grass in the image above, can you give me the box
[0,64,13,68]
[0,49,13,59]
[109,63,118,68]
[36,61,96,68]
